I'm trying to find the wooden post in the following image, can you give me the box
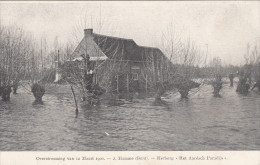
[152,53,156,84]
[145,74,148,92]
[157,58,160,81]
[57,50,60,68]
[126,73,129,92]
[71,85,78,112]
[83,55,87,76]
[116,74,119,93]
[40,38,43,76]
[160,56,163,81]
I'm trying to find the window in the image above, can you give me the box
[131,66,140,70]
[132,73,138,80]
[131,65,139,80]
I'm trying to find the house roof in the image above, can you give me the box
[72,31,171,63]
[72,35,108,61]
[92,33,142,61]
[92,33,171,62]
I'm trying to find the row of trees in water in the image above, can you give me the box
[0,25,75,102]
[0,23,259,104]
[0,25,36,101]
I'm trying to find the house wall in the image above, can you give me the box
[70,29,175,93]
[93,57,171,93]
[62,55,173,94]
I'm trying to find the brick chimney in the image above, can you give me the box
[84,29,93,37]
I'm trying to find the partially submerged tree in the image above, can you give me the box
[212,73,222,97]
[160,24,204,99]
[209,57,223,97]
[0,25,31,100]
[238,42,260,93]
[59,12,122,106]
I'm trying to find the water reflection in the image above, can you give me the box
[32,100,44,105]
[75,109,79,118]
[0,83,259,151]
[213,94,222,98]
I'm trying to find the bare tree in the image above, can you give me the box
[242,41,260,92]
[58,11,122,106]
[0,25,36,100]
[159,23,205,99]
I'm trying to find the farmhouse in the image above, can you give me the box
[71,29,174,93]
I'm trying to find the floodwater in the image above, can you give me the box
[0,79,259,151]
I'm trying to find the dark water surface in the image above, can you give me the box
[0,81,259,151]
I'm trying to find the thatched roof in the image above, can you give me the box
[72,31,171,63]
[93,33,166,62]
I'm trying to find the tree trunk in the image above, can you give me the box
[13,83,18,94]
[229,74,234,87]
[236,77,250,94]
[31,83,45,102]
[212,82,222,97]
[178,89,189,99]
[1,86,12,101]
[154,82,165,103]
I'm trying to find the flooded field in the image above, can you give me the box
[0,79,259,151]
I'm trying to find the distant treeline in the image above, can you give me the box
[172,64,241,79]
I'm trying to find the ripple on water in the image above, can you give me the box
[0,83,259,150]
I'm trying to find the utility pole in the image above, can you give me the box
[40,38,43,75]
[57,49,60,68]
[44,37,47,69]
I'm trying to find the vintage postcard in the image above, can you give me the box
[0,1,259,165]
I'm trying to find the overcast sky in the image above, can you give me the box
[0,1,259,66]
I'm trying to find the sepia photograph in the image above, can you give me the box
[0,1,259,152]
